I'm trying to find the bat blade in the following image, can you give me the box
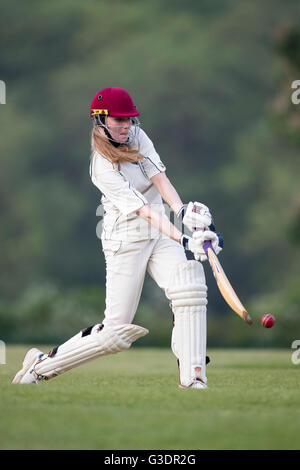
[203,241,252,325]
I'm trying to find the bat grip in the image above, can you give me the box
[203,240,214,255]
[195,229,215,256]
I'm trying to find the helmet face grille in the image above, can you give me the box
[94,116,140,145]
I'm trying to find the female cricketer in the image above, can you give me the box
[12,87,223,389]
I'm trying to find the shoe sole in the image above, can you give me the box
[179,383,208,389]
[11,348,42,384]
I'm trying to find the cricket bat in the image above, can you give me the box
[203,241,252,325]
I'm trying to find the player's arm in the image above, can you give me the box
[150,172,184,215]
[145,172,223,260]
[136,172,184,243]
[136,204,222,264]
[150,173,214,233]
[136,204,182,243]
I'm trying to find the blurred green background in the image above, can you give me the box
[0,0,299,347]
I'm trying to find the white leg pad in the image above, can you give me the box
[166,260,208,387]
[34,323,148,380]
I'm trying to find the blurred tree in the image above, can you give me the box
[0,0,299,345]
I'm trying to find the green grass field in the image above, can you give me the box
[0,346,299,450]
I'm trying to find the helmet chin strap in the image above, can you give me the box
[103,126,121,147]
[95,115,123,147]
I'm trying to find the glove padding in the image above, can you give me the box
[181,201,212,233]
[182,230,222,262]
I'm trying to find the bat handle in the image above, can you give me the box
[203,240,214,255]
[195,228,216,256]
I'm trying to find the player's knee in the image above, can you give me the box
[166,260,207,306]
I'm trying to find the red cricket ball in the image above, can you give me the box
[261,314,275,328]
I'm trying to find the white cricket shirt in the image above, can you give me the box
[90,128,167,241]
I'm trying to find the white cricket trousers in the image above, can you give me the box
[101,235,187,326]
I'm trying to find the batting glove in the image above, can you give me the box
[181,230,222,262]
[177,201,212,233]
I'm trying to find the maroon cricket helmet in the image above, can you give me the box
[90,87,140,118]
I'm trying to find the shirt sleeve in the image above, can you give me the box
[90,152,147,216]
[138,129,166,180]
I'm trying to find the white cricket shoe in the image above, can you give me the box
[178,365,208,389]
[190,380,208,389]
[12,348,45,384]
[190,366,208,389]
[179,380,208,390]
